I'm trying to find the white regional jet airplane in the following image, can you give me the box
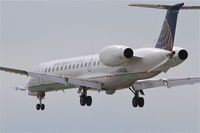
[1,3,200,110]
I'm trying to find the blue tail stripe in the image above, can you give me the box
[155,3,184,51]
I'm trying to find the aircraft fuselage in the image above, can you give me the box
[27,47,185,94]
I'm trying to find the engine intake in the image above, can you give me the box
[124,48,134,58]
[178,49,188,60]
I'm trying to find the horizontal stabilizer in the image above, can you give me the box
[129,3,200,10]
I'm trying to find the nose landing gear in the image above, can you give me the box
[36,92,45,110]
[129,87,145,108]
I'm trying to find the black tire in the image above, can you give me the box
[86,96,92,106]
[138,97,144,108]
[41,104,45,110]
[80,96,86,106]
[132,97,138,107]
[36,104,40,110]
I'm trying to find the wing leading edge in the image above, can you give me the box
[0,66,102,89]
[133,77,200,90]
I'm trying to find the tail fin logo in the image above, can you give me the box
[130,3,200,51]
[156,19,173,51]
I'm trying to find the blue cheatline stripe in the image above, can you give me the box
[155,3,184,51]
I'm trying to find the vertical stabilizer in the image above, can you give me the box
[129,3,200,51]
[155,3,184,51]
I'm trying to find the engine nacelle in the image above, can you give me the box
[99,45,134,66]
[167,47,188,68]
[173,47,188,61]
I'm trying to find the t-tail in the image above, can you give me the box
[155,3,184,51]
[129,3,200,51]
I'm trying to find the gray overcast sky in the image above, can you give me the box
[0,0,200,133]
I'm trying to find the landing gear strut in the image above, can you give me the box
[36,92,45,110]
[79,87,92,106]
[129,87,145,108]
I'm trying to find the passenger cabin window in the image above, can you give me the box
[65,65,68,70]
[98,61,100,66]
[45,68,47,73]
[48,68,51,72]
[52,67,55,72]
[93,61,96,66]
[73,64,75,69]
[81,63,83,68]
[69,65,71,69]
[57,66,59,71]
[77,64,79,69]
[85,63,87,67]
[61,66,63,71]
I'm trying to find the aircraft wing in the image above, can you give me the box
[0,66,102,89]
[133,77,200,91]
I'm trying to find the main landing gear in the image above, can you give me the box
[129,87,145,108]
[79,87,92,106]
[36,92,45,110]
